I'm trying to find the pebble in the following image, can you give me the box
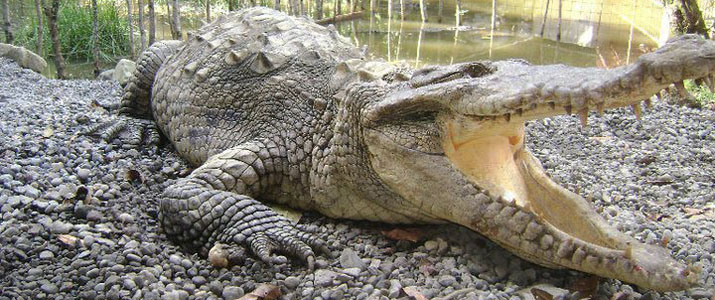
[221,286,244,300]
[339,248,366,270]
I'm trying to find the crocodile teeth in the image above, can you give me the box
[632,103,642,120]
[578,108,588,128]
[624,243,633,259]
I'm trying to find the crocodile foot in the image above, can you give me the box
[85,117,161,150]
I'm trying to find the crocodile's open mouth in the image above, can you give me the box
[438,112,698,292]
[443,116,620,252]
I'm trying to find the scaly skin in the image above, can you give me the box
[92,7,715,291]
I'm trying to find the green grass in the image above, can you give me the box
[14,0,130,61]
[685,79,715,109]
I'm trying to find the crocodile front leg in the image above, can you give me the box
[160,141,326,268]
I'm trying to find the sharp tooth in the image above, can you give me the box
[578,108,588,128]
[656,90,663,100]
[624,243,633,259]
[674,81,689,98]
[596,102,605,115]
[564,105,572,115]
[631,103,642,120]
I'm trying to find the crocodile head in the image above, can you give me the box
[359,34,714,291]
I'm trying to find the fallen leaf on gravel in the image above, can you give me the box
[418,260,436,276]
[568,276,600,298]
[58,234,78,247]
[125,169,143,183]
[530,288,553,300]
[403,286,427,300]
[239,283,281,300]
[381,228,423,242]
[267,203,303,223]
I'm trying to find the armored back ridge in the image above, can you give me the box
[89,7,715,291]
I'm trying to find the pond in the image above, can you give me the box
[35,0,668,78]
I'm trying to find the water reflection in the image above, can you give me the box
[337,0,665,68]
[34,0,667,78]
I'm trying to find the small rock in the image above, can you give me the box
[388,279,402,298]
[314,269,339,287]
[284,276,300,289]
[77,168,91,182]
[339,248,365,270]
[40,283,59,294]
[118,213,135,223]
[438,275,456,287]
[222,286,244,300]
[39,250,54,259]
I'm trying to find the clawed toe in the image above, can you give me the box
[85,117,161,150]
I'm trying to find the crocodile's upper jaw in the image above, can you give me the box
[361,34,715,291]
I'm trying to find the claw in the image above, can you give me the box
[578,109,588,128]
[674,81,690,99]
[631,103,642,120]
[307,255,315,270]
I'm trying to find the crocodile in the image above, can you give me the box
[90,7,715,292]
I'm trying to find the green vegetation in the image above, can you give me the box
[14,0,130,61]
[685,79,715,109]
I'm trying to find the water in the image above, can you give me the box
[30,0,668,78]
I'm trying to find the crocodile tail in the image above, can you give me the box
[118,40,183,119]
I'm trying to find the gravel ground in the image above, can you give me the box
[0,57,713,300]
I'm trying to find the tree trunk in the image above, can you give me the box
[228,0,235,11]
[673,0,710,38]
[205,0,210,23]
[315,0,322,19]
[44,0,65,79]
[539,0,550,37]
[125,0,135,59]
[418,0,426,22]
[274,0,280,11]
[138,0,146,51]
[1,0,13,44]
[92,0,100,76]
[556,0,562,41]
[148,0,155,44]
[35,0,44,54]
[171,0,182,40]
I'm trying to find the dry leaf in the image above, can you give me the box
[418,260,436,276]
[125,169,143,183]
[42,127,54,138]
[403,286,427,300]
[568,276,600,298]
[239,283,282,300]
[267,203,303,223]
[58,234,78,247]
[381,228,424,242]
[530,288,553,300]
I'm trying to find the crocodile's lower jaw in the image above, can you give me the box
[441,117,697,291]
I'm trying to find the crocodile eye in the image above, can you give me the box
[377,111,444,154]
